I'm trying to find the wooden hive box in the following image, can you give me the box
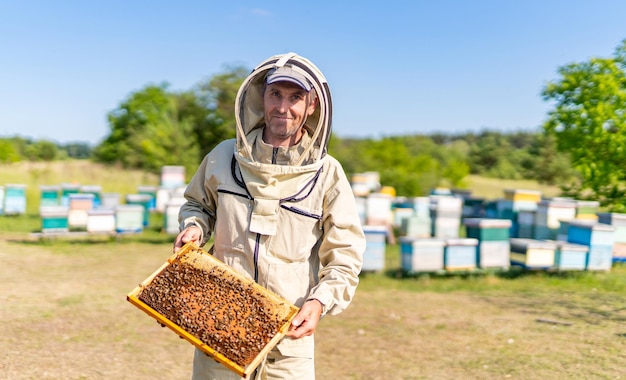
[444,238,478,271]
[400,237,445,273]
[362,225,387,272]
[127,242,299,378]
[509,238,556,270]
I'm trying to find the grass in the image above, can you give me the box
[464,174,561,200]
[1,161,625,379]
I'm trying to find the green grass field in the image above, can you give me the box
[1,161,625,379]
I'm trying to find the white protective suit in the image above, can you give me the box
[179,53,365,380]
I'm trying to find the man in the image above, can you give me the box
[174,52,365,379]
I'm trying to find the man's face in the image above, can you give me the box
[263,81,316,147]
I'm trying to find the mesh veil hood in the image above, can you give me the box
[234,52,333,165]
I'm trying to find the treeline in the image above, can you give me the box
[329,130,575,196]
[0,136,91,162]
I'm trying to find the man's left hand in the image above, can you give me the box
[286,299,323,339]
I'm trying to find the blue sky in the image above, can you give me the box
[1,1,626,145]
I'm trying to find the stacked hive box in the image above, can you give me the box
[392,205,415,230]
[516,210,536,239]
[462,197,485,219]
[597,213,626,263]
[400,197,431,238]
[138,185,158,211]
[556,220,570,241]
[60,183,80,207]
[509,238,556,270]
[430,196,462,239]
[86,208,116,233]
[164,196,187,235]
[502,189,542,238]
[567,220,615,271]
[115,204,145,233]
[161,165,186,189]
[126,194,153,226]
[100,192,121,209]
[40,206,70,233]
[400,237,445,273]
[4,184,27,215]
[575,200,599,221]
[553,241,588,270]
[464,218,512,270]
[350,171,380,197]
[80,185,102,208]
[534,199,576,240]
[39,185,60,209]
[354,196,367,226]
[444,238,478,271]
[366,193,393,226]
[362,225,387,272]
[68,193,94,229]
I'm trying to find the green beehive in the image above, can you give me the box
[40,206,69,233]
[125,194,152,226]
[464,218,512,241]
[40,185,60,208]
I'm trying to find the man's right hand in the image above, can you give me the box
[173,225,202,253]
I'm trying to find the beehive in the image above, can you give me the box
[4,184,27,215]
[552,241,588,271]
[444,238,478,271]
[125,194,153,226]
[400,237,445,273]
[509,238,556,270]
[362,225,387,272]
[127,243,298,378]
[567,220,615,271]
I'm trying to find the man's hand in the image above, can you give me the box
[286,299,323,339]
[173,225,202,253]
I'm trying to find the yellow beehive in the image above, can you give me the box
[503,189,542,203]
[127,242,299,378]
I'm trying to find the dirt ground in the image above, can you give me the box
[1,236,625,380]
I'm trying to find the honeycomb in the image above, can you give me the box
[130,244,297,372]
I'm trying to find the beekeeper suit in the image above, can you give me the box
[176,52,365,379]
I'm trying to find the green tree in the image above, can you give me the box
[193,66,248,157]
[542,39,626,209]
[94,83,200,175]
[0,138,21,163]
[24,140,60,161]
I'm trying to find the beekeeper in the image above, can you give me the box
[174,52,365,380]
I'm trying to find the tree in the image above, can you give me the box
[542,39,626,210]
[193,65,248,158]
[93,83,201,175]
[0,138,20,163]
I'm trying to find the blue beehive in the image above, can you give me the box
[4,184,27,215]
[400,237,445,273]
[553,241,588,271]
[362,225,387,272]
[597,213,626,244]
[444,238,478,271]
[138,185,158,211]
[567,220,615,271]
